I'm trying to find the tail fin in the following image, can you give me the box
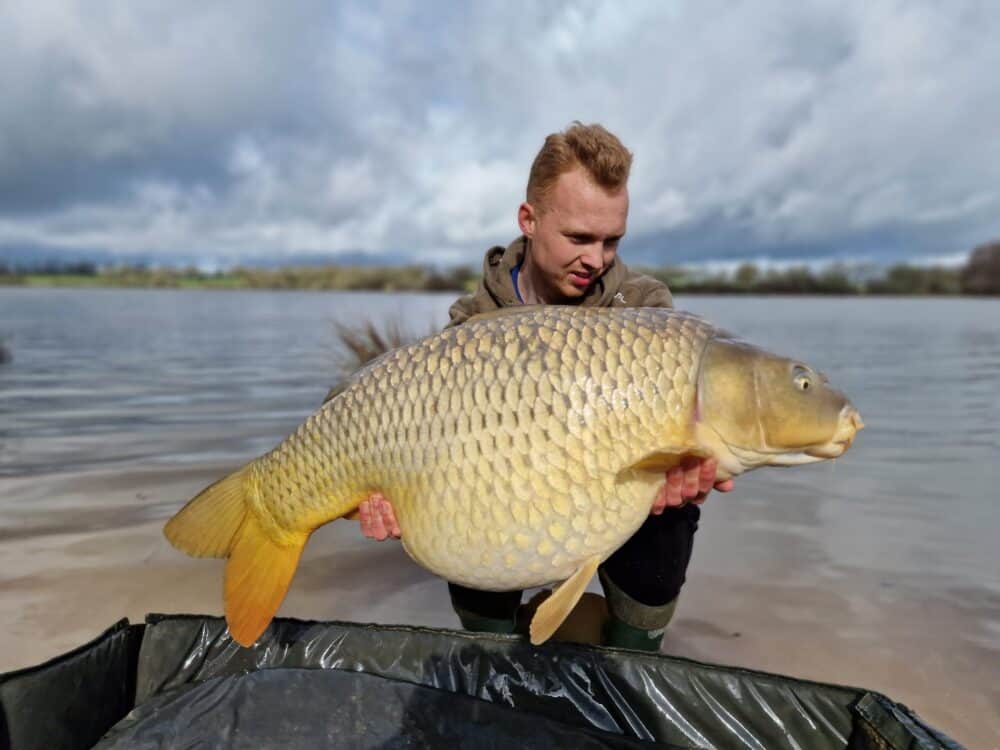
[164,464,308,646]
[224,515,307,646]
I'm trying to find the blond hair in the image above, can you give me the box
[526,122,633,208]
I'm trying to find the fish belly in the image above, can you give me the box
[395,471,665,590]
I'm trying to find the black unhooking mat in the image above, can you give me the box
[0,614,967,750]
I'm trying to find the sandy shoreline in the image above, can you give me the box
[1,463,996,749]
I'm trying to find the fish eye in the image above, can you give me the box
[792,365,813,392]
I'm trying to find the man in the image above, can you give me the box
[356,123,733,651]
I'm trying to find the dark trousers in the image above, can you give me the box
[448,504,701,621]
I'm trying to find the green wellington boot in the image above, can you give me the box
[602,612,673,652]
[453,607,519,635]
[599,569,678,652]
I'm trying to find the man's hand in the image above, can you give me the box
[358,492,401,540]
[651,457,733,514]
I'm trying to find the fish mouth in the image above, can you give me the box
[724,405,864,469]
[805,406,864,459]
[805,440,851,459]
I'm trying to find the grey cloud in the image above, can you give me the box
[0,0,998,265]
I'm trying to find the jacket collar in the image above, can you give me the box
[481,236,631,308]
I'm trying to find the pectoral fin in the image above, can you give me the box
[529,555,601,645]
[624,447,711,475]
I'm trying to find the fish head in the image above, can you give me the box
[696,338,863,474]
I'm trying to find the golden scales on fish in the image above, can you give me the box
[165,306,863,647]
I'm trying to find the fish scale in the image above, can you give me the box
[247,306,711,590]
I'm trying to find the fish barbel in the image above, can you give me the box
[165,306,863,646]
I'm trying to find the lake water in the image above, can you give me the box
[3,289,997,582]
[1,288,998,745]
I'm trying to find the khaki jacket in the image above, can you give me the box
[447,236,673,327]
[324,238,673,404]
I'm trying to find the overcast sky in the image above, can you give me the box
[1,1,998,268]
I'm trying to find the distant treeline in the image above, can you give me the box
[3,241,999,295]
[0,263,480,292]
[644,262,966,295]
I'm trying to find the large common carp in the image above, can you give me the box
[165,306,863,647]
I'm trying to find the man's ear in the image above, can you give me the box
[517,201,537,238]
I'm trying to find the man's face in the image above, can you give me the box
[518,165,629,301]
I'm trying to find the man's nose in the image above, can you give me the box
[580,243,604,270]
